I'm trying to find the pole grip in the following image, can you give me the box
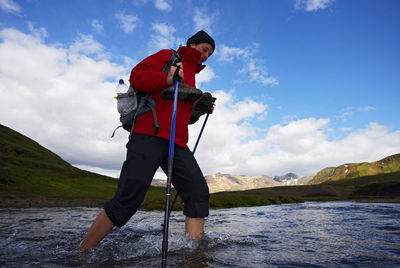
[173,66,182,83]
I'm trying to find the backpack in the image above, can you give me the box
[111,49,182,138]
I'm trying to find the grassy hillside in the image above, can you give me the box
[0,124,118,204]
[1,124,399,210]
[310,154,400,184]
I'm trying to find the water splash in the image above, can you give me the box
[1,202,400,267]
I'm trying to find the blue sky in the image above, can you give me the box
[1,0,399,178]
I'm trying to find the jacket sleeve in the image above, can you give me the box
[129,49,171,93]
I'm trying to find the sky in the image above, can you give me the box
[1,0,399,179]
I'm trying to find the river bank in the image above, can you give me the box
[1,193,399,210]
[0,194,108,208]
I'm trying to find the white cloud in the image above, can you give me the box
[0,0,21,14]
[115,12,139,33]
[191,108,400,177]
[1,27,399,180]
[148,22,184,53]
[218,44,278,87]
[358,106,375,112]
[196,66,216,87]
[188,90,268,174]
[0,28,128,176]
[27,21,48,39]
[153,0,172,12]
[294,0,335,11]
[91,19,104,34]
[69,33,107,59]
[153,22,174,37]
[335,106,376,122]
[245,58,279,86]
[217,45,249,63]
[193,8,218,34]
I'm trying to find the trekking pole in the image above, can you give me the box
[167,102,215,217]
[161,67,181,268]
[192,109,212,154]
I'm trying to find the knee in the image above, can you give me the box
[104,200,136,227]
[183,194,209,218]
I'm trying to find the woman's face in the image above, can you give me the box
[190,43,213,63]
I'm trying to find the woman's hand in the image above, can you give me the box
[166,62,184,85]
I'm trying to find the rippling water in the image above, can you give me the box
[1,201,399,267]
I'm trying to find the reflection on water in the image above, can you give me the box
[0,202,399,267]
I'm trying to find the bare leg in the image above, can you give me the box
[185,217,204,239]
[80,210,114,250]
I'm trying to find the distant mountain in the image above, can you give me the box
[273,173,298,184]
[296,175,315,185]
[205,173,281,193]
[309,154,400,184]
[151,173,282,193]
[272,172,315,186]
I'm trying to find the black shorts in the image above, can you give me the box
[104,134,210,227]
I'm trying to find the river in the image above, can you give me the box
[0,201,399,267]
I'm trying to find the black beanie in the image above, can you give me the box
[186,30,215,54]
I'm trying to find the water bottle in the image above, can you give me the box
[116,79,128,95]
[115,79,135,115]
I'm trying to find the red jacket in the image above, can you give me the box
[129,46,206,148]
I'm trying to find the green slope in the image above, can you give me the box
[0,124,118,201]
[309,153,400,184]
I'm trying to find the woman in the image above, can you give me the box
[80,30,215,250]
